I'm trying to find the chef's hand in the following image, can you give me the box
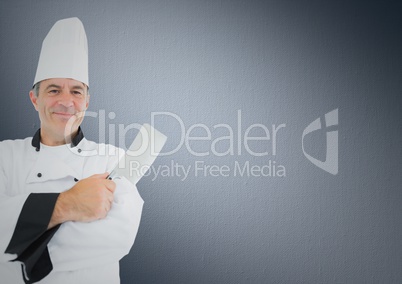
[48,173,116,228]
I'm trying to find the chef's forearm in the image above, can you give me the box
[48,173,116,229]
[47,192,71,229]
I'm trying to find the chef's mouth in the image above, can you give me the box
[53,112,76,117]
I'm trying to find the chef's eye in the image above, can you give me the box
[72,91,83,96]
[49,89,59,95]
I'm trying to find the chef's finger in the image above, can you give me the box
[104,179,116,193]
[89,172,109,179]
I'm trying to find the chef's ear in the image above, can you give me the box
[29,90,39,111]
[85,93,90,109]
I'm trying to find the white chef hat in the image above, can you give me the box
[33,17,89,87]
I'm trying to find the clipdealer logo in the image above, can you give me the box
[64,108,339,180]
[302,109,338,175]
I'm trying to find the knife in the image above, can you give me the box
[107,123,167,184]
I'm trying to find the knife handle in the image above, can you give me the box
[106,170,119,180]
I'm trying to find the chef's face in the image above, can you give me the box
[29,78,90,144]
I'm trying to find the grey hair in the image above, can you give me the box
[32,83,40,97]
[31,82,89,97]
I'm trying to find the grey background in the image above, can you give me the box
[1,0,401,283]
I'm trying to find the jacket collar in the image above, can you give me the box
[31,127,85,151]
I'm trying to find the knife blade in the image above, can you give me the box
[107,123,167,184]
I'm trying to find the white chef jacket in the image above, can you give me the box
[0,128,144,284]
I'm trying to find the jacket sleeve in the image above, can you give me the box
[0,156,61,283]
[47,177,144,272]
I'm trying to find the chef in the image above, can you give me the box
[0,18,144,283]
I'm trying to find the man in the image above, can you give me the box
[0,18,144,283]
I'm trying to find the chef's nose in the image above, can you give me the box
[57,90,74,107]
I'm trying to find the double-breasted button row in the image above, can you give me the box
[37,174,80,182]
